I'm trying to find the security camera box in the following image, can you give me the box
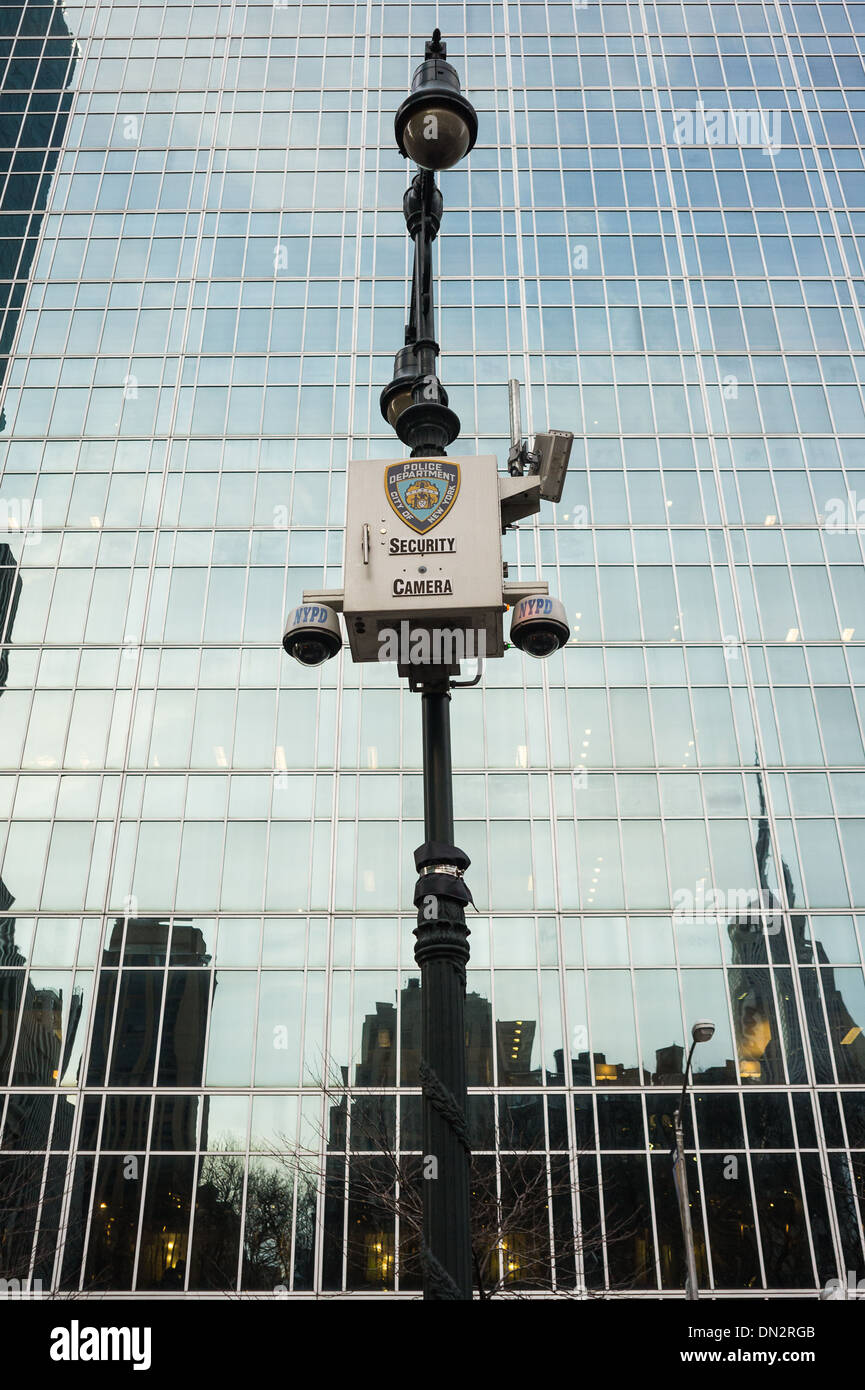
[343,454,505,662]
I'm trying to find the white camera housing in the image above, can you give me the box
[282,602,342,666]
[509,594,570,659]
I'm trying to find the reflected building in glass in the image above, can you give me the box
[0,1,76,428]
[0,0,864,1296]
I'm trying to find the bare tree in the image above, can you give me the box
[266,1084,646,1299]
[0,1149,85,1296]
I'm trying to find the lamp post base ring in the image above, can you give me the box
[395,401,461,456]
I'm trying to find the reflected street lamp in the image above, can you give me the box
[672,1019,715,1300]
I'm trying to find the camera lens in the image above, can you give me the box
[522,628,559,658]
[291,636,328,666]
[283,603,341,666]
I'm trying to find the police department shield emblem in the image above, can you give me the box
[384,458,460,535]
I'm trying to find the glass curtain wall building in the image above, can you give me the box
[1,0,865,1297]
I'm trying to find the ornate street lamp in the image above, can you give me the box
[383,31,477,1302]
[380,30,477,459]
[394,28,478,170]
[283,29,574,1303]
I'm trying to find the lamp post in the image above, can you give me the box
[384,30,478,1301]
[381,28,476,459]
[672,1019,715,1299]
[283,29,572,1300]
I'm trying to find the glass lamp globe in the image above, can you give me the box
[385,386,415,429]
[395,32,477,172]
[380,345,421,429]
[399,104,473,171]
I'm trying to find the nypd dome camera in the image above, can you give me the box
[509,595,570,659]
[282,602,342,666]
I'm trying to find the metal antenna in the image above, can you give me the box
[507,379,525,476]
[508,378,522,452]
[507,378,540,478]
